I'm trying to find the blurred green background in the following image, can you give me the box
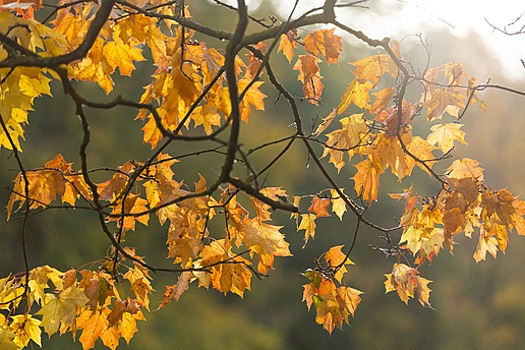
[2,2,525,349]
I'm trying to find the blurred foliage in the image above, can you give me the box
[2,2,525,349]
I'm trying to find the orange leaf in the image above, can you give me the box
[352,158,384,204]
[351,54,398,86]
[337,79,372,114]
[308,197,331,218]
[303,28,342,64]
[278,29,297,63]
[293,54,323,105]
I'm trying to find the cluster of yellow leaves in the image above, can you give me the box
[0,263,151,350]
[302,246,362,333]
[384,263,432,307]
[280,28,342,104]
[136,21,266,148]
[7,154,91,218]
[296,190,347,245]
[393,159,525,265]
[7,152,293,311]
[0,9,66,150]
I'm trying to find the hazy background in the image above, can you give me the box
[2,1,525,349]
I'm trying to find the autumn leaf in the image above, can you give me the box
[337,79,372,114]
[324,245,353,283]
[351,54,398,86]
[308,196,331,218]
[353,158,384,204]
[37,284,89,336]
[322,113,369,172]
[242,220,292,273]
[159,271,193,308]
[200,239,252,297]
[298,213,316,245]
[330,189,347,220]
[427,123,467,152]
[423,89,466,121]
[10,314,41,348]
[384,263,432,307]
[447,158,484,181]
[278,29,297,63]
[303,28,342,64]
[107,298,141,327]
[293,54,323,105]
[77,307,119,350]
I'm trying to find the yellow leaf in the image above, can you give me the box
[473,226,499,262]
[293,54,323,105]
[337,79,372,114]
[351,54,398,86]
[37,284,89,336]
[352,158,384,204]
[447,158,484,181]
[278,30,297,63]
[10,314,41,348]
[103,32,145,76]
[77,308,119,350]
[298,213,316,245]
[0,327,17,350]
[330,189,347,220]
[243,220,292,273]
[322,113,368,172]
[303,28,342,64]
[324,245,353,282]
[427,123,467,153]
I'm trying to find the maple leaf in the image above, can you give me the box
[104,27,145,76]
[0,327,17,350]
[107,298,141,327]
[335,286,362,317]
[123,266,153,311]
[384,263,432,307]
[109,193,150,231]
[293,54,323,105]
[366,87,396,114]
[423,89,466,121]
[298,213,316,245]
[322,113,369,172]
[200,239,252,297]
[237,79,266,122]
[330,189,347,220]
[351,54,398,86]
[7,154,80,218]
[447,158,484,181]
[37,284,89,336]
[427,123,467,152]
[77,307,119,350]
[10,314,41,348]
[303,28,342,64]
[278,29,297,63]
[82,273,115,309]
[159,271,193,308]
[119,310,146,345]
[242,220,292,273]
[473,224,501,262]
[308,196,331,218]
[337,79,372,114]
[324,245,353,283]
[353,158,384,204]
[97,161,137,201]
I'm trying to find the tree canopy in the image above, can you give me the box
[1,0,525,349]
